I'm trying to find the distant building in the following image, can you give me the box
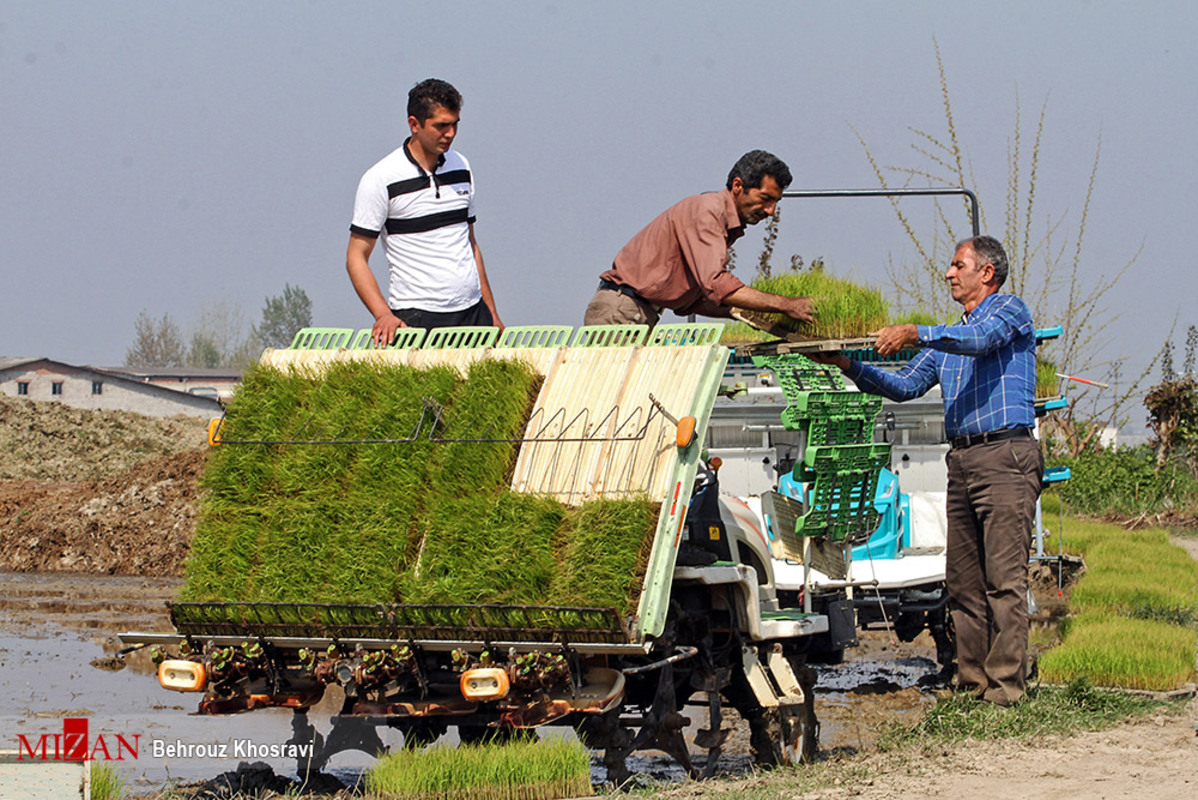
[102,366,242,402]
[0,357,227,418]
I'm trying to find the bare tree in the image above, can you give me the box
[855,41,1143,455]
[185,299,258,370]
[124,311,185,368]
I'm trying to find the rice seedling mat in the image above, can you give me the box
[186,333,730,643]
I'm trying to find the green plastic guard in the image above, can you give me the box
[495,325,573,348]
[350,327,427,350]
[647,323,725,347]
[570,325,649,348]
[288,328,356,350]
[423,326,499,349]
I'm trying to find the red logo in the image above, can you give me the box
[16,718,139,761]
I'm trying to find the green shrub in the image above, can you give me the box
[1049,446,1198,515]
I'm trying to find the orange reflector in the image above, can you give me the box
[158,659,207,692]
[459,667,510,701]
[675,416,697,448]
[207,418,224,447]
[709,456,723,470]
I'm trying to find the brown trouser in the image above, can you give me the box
[583,287,660,327]
[945,434,1043,704]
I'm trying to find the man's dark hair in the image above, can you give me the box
[408,78,462,123]
[726,150,792,192]
[958,235,1009,288]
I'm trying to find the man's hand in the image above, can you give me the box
[371,312,408,348]
[872,324,919,357]
[806,351,851,371]
[781,295,815,325]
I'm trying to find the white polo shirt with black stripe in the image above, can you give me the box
[350,139,480,312]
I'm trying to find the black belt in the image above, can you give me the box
[949,427,1033,450]
[598,278,644,301]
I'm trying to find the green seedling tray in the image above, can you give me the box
[350,327,428,350]
[752,354,846,394]
[789,443,890,543]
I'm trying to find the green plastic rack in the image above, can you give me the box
[288,328,356,350]
[792,443,891,543]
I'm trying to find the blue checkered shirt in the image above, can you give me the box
[844,293,1036,438]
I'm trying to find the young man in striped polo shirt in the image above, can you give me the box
[347,78,503,347]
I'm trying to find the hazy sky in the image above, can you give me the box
[3,1,1195,399]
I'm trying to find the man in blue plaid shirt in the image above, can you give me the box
[816,235,1043,706]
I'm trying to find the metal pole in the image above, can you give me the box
[780,187,981,237]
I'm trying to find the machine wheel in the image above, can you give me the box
[727,656,819,767]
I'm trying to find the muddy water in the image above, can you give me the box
[0,572,941,794]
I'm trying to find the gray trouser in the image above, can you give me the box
[945,434,1043,703]
[583,288,660,327]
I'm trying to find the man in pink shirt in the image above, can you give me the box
[584,150,814,327]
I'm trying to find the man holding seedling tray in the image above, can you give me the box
[584,150,815,327]
[813,235,1043,707]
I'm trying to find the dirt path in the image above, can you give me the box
[796,705,1198,799]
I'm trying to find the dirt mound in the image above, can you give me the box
[0,394,208,481]
[0,449,206,575]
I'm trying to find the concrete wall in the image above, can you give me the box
[0,362,221,418]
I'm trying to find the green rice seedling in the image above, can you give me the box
[1039,611,1198,691]
[747,269,890,341]
[427,359,541,497]
[1036,355,1060,397]
[720,269,890,344]
[1068,536,1198,620]
[1056,515,1146,555]
[184,362,459,602]
[366,737,592,800]
[891,309,942,326]
[90,762,126,800]
[550,498,658,614]
[401,491,565,606]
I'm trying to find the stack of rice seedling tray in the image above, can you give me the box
[753,353,890,554]
[180,323,730,646]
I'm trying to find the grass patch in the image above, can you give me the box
[877,679,1174,749]
[366,737,592,800]
[182,360,659,618]
[90,762,126,800]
